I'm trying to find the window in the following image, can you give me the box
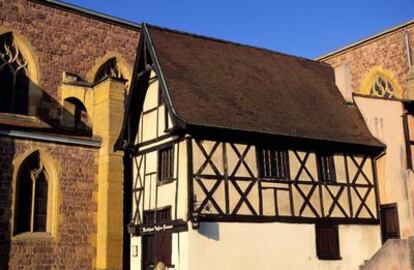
[14,151,48,234]
[0,33,29,114]
[380,204,400,243]
[317,153,336,183]
[315,224,340,260]
[142,208,172,268]
[94,58,124,83]
[258,147,289,180]
[369,74,395,98]
[158,146,174,181]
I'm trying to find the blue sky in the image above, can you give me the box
[64,0,413,59]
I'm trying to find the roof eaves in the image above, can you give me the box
[143,23,187,129]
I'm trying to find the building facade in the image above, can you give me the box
[318,20,414,269]
[118,24,386,270]
[2,0,414,269]
[0,0,139,269]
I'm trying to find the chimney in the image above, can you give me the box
[334,64,353,103]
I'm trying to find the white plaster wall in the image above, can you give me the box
[355,96,414,237]
[188,222,381,270]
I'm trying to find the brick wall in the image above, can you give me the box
[0,136,99,269]
[0,0,140,123]
[320,23,414,96]
[0,1,141,268]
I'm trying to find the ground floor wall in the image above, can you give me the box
[0,135,98,269]
[130,221,381,270]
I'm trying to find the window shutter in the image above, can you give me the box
[316,224,340,260]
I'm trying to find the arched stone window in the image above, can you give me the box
[369,74,396,98]
[14,151,48,234]
[360,67,402,99]
[62,97,91,135]
[94,58,125,83]
[0,33,29,114]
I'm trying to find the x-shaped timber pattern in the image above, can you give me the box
[191,140,378,223]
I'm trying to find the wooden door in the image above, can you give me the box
[141,208,172,269]
[380,204,400,243]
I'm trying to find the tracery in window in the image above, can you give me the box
[369,74,395,98]
[94,58,125,83]
[14,151,48,234]
[0,33,29,114]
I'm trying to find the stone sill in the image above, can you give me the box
[12,232,55,243]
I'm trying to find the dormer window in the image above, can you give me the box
[0,33,29,115]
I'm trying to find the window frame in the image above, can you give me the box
[257,146,290,181]
[316,152,336,184]
[13,151,48,234]
[157,146,175,182]
[11,150,59,239]
[315,223,341,260]
[0,32,30,115]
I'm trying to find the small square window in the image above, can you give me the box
[158,146,174,181]
[257,147,289,180]
[315,224,341,260]
[317,153,336,183]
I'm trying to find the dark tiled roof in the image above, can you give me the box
[146,25,383,148]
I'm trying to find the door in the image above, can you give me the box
[380,203,400,243]
[142,208,172,270]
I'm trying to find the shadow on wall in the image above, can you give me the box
[0,78,92,269]
[198,222,220,241]
[30,79,93,136]
[0,136,15,269]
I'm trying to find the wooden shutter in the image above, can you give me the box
[380,204,400,243]
[315,224,340,260]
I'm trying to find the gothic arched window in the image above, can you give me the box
[14,151,48,234]
[94,58,125,83]
[369,74,396,98]
[0,33,29,114]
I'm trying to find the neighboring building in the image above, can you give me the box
[318,21,414,269]
[117,24,385,270]
[0,0,139,269]
[318,20,414,268]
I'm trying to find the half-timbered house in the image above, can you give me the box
[117,23,386,270]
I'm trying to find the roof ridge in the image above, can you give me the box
[144,23,331,67]
[316,18,414,60]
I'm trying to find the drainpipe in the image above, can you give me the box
[405,31,414,100]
